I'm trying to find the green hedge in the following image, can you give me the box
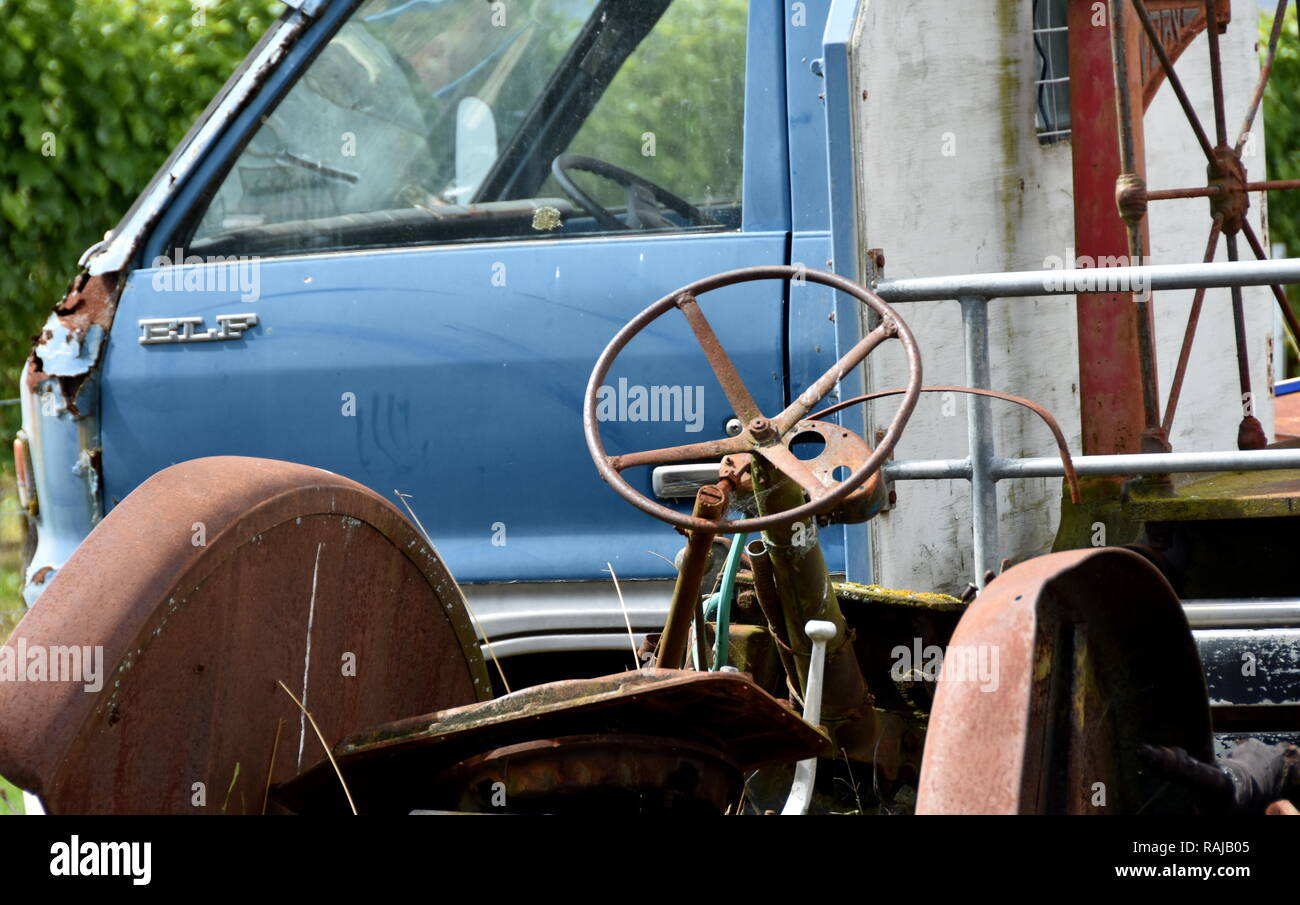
[1261,7,1300,374]
[0,0,282,436]
[1264,8,1299,263]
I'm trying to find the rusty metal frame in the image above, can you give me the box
[812,386,1083,505]
[1138,0,1232,109]
[1113,0,1300,449]
[916,547,1212,814]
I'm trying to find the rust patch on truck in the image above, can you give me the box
[51,271,118,333]
[25,271,121,416]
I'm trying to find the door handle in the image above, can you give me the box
[651,464,722,499]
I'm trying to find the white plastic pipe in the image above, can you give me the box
[782,619,838,815]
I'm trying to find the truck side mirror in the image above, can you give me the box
[448,96,497,204]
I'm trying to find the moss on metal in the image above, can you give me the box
[1123,469,1300,521]
[834,581,963,611]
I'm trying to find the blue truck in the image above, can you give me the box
[17,0,868,665]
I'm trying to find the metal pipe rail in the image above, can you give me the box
[1182,599,1300,629]
[867,257,1300,585]
[886,447,1300,481]
[874,257,1300,303]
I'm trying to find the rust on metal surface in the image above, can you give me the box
[25,271,121,414]
[1162,215,1224,435]
[274,669,828,814]
[585,265,922,534]
[1239,220,1300,352]
[1137,0,1231,109]
[1145,178,1300,201]
[49,271,117,336]
[676,292,763,425]
[751,456,876,760]
[763,418,887,523]
[1109,1,1166,453]
[1238,3,1290,154]
[0,456,490,814]
[916,547,1211,814]
[1114,0,1300,449]
[657,482,730,669]
[1207,144,1249,234]
[746,538,799,690]
[430,734,741,814]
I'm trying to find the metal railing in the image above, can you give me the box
[873,256,1300,586]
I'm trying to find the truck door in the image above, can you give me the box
[100,0,791,612]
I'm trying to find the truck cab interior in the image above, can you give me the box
[187,0,744,258]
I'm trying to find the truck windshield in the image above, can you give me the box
[187,0,747,257]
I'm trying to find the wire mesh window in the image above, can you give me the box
[1033,0,1071,143]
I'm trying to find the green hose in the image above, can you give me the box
[705,532,748,671]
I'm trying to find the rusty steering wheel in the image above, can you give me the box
[584,265,923,532]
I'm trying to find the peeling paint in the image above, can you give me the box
[71,448,102,519]
[33,323,104,379]
[26,272,120,422]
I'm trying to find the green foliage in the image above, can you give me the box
[0,773,24,815]
[1263,7,1299,265]
[552,0,748,210]
[0,0,282,438]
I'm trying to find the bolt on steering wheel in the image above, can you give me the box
[583,265,924,533]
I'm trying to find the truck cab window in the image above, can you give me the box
[187,0,747,258]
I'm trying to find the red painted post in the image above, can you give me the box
[1067,0,1152,459]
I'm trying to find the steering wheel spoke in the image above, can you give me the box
[610,433,753,472]
[676,293,764,424]
[772,321,897,435]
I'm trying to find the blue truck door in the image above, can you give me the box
[100,0,792,590]
[779,0,868,580]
